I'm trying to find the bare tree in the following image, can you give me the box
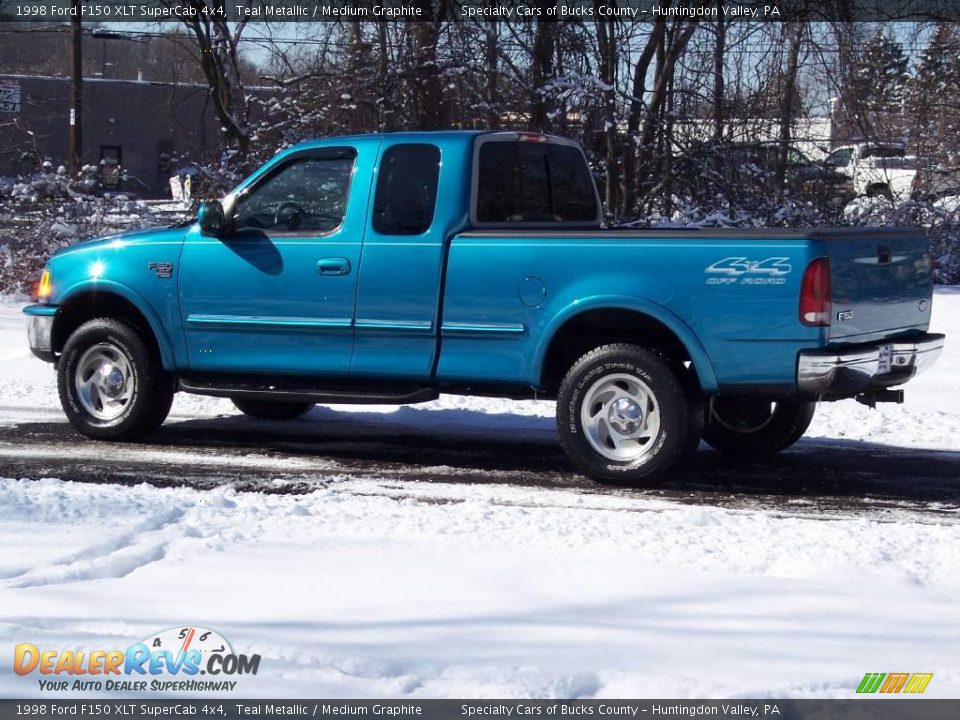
[178,5,253,157]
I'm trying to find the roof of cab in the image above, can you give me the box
[283,130,487,154]
[280,130,573,155]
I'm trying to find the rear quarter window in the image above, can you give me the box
[476,141,598,224]
[372,144,441,235]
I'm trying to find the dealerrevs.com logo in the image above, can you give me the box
[14,626,260,693]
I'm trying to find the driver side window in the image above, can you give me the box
[233,152,355,234]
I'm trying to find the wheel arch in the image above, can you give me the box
[52,282,175,370]
[536,297,719,395]
[865,182,893,197]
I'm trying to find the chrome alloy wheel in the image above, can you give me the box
[74,342,135,421]
[580,372,662,462]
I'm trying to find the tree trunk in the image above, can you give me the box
[595,12,618,216]
[530,15,556,132]
[410,0,448,130]
[774,23,804,198]
[623,21,666,214]
[486,19,499,127]
[637,21,698,204]
[712,8,725,145]
[375,21,392,130]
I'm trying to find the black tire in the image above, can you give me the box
[57,318,174,440]
[232,398,314,421]
[702,396,816,459]
[556,344,703,485]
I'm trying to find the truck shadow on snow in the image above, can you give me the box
[6,404,960,512]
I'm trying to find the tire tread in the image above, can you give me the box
[556,343,702,485]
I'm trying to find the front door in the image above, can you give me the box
[178,140,378,376]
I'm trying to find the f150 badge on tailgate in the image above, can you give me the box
[705,257,792,285]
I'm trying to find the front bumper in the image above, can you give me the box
[797,333,945,394]
[23,304,57,362]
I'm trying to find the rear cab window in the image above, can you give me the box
[473,136,600,227]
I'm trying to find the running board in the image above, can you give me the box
[179,377,439,405]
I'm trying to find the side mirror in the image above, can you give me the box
[198,201,226,237]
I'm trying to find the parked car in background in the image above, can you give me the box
[678,142,849,204]
[823,141,919,201]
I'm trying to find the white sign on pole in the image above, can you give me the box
[0,78,20,113]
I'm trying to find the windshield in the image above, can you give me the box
[824,148,853,167]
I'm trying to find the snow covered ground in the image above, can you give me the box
[0,291,958,699]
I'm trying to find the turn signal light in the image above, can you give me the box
[35,268,52,303]
[799,257,831,326]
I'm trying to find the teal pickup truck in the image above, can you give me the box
[24,131,944,484]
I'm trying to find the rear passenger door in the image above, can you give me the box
[351,143,444,379]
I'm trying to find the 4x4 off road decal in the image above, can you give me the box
[705,257,792,285]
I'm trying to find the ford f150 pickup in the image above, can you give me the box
[24,131,945,484]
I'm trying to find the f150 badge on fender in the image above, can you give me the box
[147,261,174,278]
[705,257,792,285]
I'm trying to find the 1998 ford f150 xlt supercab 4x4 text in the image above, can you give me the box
[24,131,945,484]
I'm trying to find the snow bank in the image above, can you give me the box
[0,291,958,699]
[0,477,958,699]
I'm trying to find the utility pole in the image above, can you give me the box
[68,8,82,176]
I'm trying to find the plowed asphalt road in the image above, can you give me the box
[2,404,958,521]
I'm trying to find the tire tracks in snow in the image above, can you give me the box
[2,507,189,588]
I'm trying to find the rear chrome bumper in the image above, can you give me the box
[797,333,944,394]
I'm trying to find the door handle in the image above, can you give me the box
[317,258,351,276]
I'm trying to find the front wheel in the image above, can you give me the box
[57,318,174,440]
[232,398,314,421]
[556,344,703,485]
[702,397,815,459]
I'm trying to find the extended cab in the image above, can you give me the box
[24,132,944,484]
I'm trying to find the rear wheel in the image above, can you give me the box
[702,397,815,459]
[556,344,703,485]
[232,398,314,421]
[866,183,893,200]
[57,318,174,440]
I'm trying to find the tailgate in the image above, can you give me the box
[818,228,933,343]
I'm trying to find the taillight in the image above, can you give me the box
[517,133,548,143]
[799,257,831,326]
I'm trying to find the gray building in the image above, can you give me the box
[0,74,224,197]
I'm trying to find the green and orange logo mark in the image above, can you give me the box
[857,672,933,694]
